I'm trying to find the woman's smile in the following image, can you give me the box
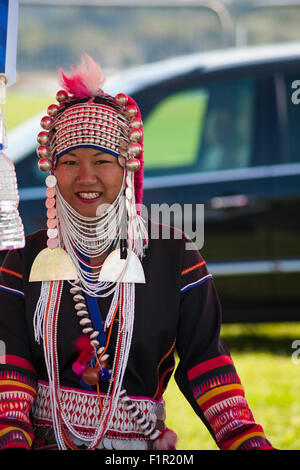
[76,191,103,202]
[55,147,124,216]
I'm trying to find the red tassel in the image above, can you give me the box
[73,335,94,366]
[74,335,91,351]
[153,427,178,450]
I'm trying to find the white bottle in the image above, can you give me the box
[0,150,25,250]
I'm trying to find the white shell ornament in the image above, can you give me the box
[29,247,78,282]
[98,249,145,283]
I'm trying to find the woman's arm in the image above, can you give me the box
[175,241,273,450]
[0,250,37,450]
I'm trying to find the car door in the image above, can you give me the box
[264,69,300,319]
[138,68,279,322]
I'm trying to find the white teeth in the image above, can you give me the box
[78,192,100,199]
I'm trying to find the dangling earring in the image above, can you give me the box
[98,178,145,284]
[29,174,78,282]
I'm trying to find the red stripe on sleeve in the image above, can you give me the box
[0,267,23,279]
[0,355,36,374]
[187,355,234,380]
[181,260,206,276]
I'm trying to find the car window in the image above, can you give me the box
[143,79,255,173]
[285,74,300,163]
[143,89,209,169]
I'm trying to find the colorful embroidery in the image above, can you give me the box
[0,427,32,449]
[32,380,161,434]
[0,365,37,449]
[187,355,272,450]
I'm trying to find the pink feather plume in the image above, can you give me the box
[59,54,106,98]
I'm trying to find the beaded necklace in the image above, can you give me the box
[55,176,125,296]
[33,183,159,449]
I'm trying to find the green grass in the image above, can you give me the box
[5,90,52,130]
[164,323,300,450]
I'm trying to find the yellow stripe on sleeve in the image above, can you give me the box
[196,384,244,406]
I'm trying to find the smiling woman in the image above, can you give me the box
[0,56,274,452]
[55,148,124,217]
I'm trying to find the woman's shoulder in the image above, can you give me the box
[146,219,194,249]
[0,230,47,283]
[25,229,47,248]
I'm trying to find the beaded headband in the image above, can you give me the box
[36,56,144,207]
[51,102,125,159]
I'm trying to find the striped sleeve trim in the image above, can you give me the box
[0,267,23,279]
[0,285,24,298]
[186,355,273,449]
[181,260,206,276]
[181,274,213,293]
[0,355,36,374]
[0,365,37,450]
[188,355,234,380]
[0,426,33,449]
[223,426,273,450]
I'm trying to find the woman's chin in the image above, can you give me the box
[64,193,117,218]
[71,194,103,217]
[70,202,100,218]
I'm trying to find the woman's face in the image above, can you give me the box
[55,147,124,217]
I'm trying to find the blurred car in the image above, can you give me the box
[6,42,300,322]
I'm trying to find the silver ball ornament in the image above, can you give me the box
[125,105,137,119]
[127,143,141,157]
[129,128,142,142]
[47,104,60,117]
[56,89,69,103]
[40,116,52,130]
[37,131,49,145]
[125,158,140,173]
[115,93,128,106]
[37,145,49,159]
[129,117,143,129]
[38,158,52,172]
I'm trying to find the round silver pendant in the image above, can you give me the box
[47,228,58,239]
[45,174,57,188]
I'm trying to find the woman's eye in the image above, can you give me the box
[63,160,77,165]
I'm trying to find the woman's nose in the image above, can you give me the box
[76,164,98,185]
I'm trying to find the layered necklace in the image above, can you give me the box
[33,170,151,449]
[56,176,125,297]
